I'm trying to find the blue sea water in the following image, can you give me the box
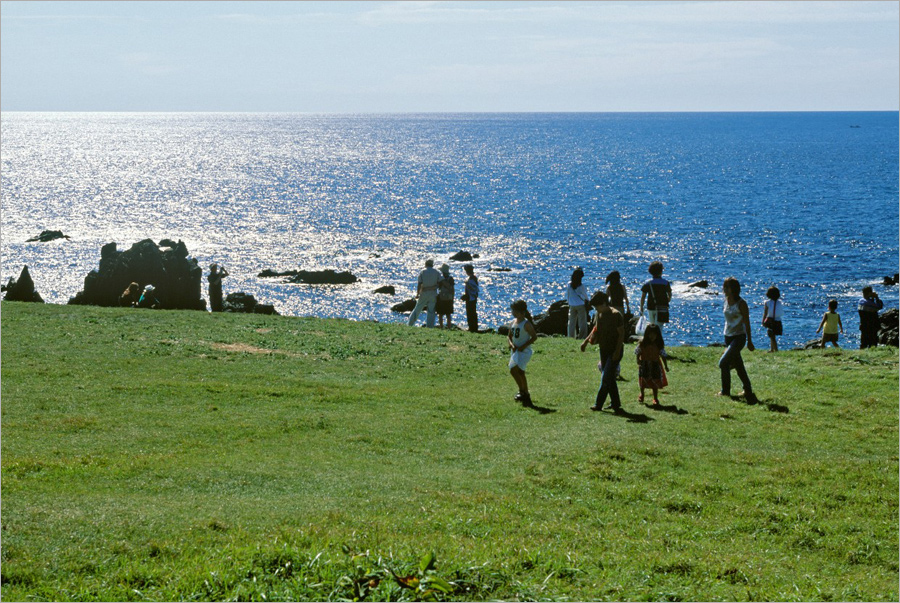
[2,112,898,348]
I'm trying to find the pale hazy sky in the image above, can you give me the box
[1,0,898,112]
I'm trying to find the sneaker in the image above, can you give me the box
[590,405,603,411]
[514,392,525,401]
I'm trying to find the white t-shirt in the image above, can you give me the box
[566,284,589,307]
[765,299,784,320]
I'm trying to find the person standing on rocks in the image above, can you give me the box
[462,264,480,332]
[640,261,672,330]
[858,286,884,349]
[408,259,441,328]
[208,264,229,312]
[566,268,590,339]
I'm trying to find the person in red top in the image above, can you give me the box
[635,323,669,405]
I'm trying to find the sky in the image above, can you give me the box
[1,0,898,112]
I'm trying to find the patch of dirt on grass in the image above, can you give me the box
[210,342,303,357]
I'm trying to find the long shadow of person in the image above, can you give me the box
[644,402,689,415]
[605,407,654,423]
[522,400,557,415]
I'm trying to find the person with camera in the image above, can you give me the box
[857,286,883,349]
[208,263,230,312]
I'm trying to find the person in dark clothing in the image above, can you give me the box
[462,264,479,333]
[208,264,229,312]
[858,286,883,349]
[581,291,625,412]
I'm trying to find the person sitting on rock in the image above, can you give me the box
[138,284,160,309]
[120,282,141,307]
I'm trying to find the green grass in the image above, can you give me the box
[1,301,897,601]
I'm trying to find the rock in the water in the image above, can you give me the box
[878,308,899,347]
[450,251,479,262]
[391,298,417,313]
[883,274,899,286]
[285,270,358,285]
[3,265,44,303]
[258,269,300,278]
[688,280,709,289]
[373,286,396,295]
[68,238,205,310]
[26,230,70,243]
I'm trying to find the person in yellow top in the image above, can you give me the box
[816,299,844,348]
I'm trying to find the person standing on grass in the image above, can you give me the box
[857,286,883,349]
[717,277,755,401]
[208,264,229,312]
[762,286,784,352]
[816,299,843,348]
[566,268,590,339]
[436,263,455,329]
[508,300,538,406]
[639,261,672,330]
[635,323,669,405]
[581,291,625,412]
[462,264,480,333]
[408,258,441,328]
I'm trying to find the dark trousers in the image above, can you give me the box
[719,334,752,394]
[466,300,478,333]
[860,327,879,349]
[595,352,621,409]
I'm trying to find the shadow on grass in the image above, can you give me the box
[522,401,557,415]
[644,402,689,415]
[723,393,789,413]
[606,407,654,423]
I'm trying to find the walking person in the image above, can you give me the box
[635,323,669,405]
[816,299,844,348]
[208,263,229,312]
[717,277,756,401]
[436,263,455,329]
[408,259,442,327]
[566,268,590,339]
[581,291,625,412]
[761,286,784,352]
[462,264,480,333]
[639,261,672,329]
[507,300,538,406]
[857,286,883,349]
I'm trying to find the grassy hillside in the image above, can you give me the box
[1,301,897,601]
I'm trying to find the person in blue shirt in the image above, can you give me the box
[857,286,883,349]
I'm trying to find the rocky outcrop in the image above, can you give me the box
[391,299,417,313]
[26,230,70,243]
[222,292,279,315]
[260,269,358,285]
[68,239,206,310]
[883,274,899,286]
[688,280,709,289]
[373,286,396,295]
[450,251,479,262]
[3,266,44,302]
[533,300,570,336]
[878,308,899,347]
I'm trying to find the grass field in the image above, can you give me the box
[1,301,897,601]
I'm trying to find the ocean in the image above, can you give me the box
[2,112,898,348]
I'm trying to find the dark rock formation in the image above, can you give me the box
[488,267,512,272]
[533,300,569,336]
[26,230,70,243]
[391,298,417,313]
[260,269,359,285]
[373,286,396,295]
[223,292,279,315]
[883,274,899,286]
[878,308,899,347]
[68,238,206,310]
[450,251,479,262]
[3,265,44,302]
[688,280,709,289]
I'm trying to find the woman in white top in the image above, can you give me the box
[761,286,784,352]
[566,268,590,339]
[717,277,755,400]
